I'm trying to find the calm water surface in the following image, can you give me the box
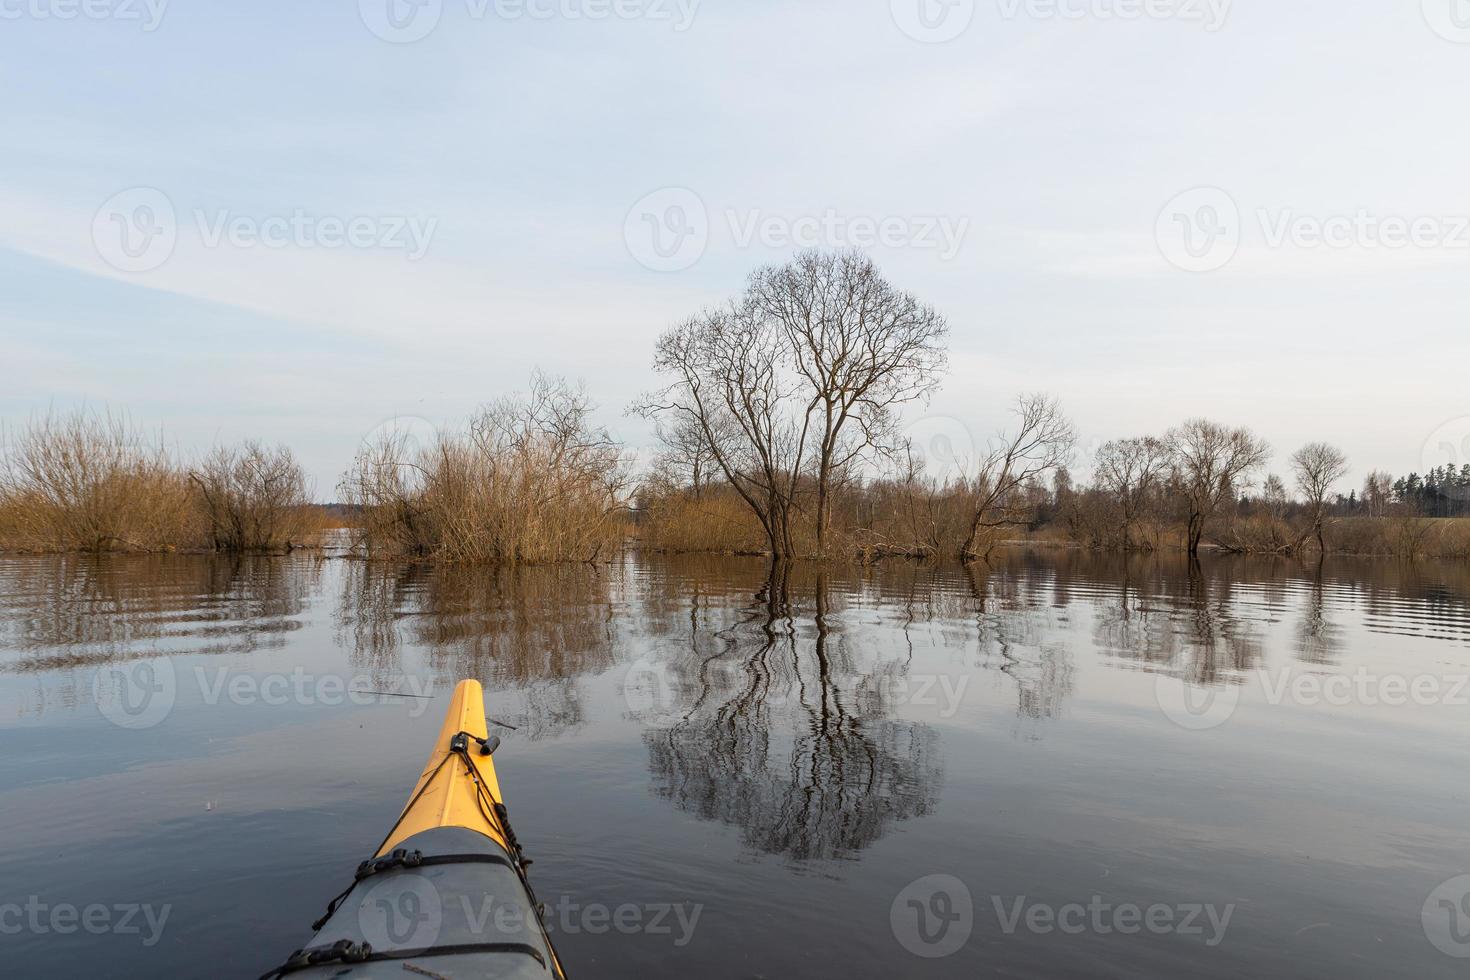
[2,549,1469,978]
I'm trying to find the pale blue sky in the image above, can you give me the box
[3,0,1467,496]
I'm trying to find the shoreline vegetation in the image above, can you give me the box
[5,250,1469,565]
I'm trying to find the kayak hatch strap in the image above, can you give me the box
[309,850,517,932]
[312,732,534,933]
[355,850,516,882]
[257,940,549,980]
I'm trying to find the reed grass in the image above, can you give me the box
[341,374,628,564]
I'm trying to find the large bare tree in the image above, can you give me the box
[635,300,809,559]
[749,250,948,556]
[1290,441,1349,553]
[1093,435,1172,550]
[1166,419,1271,556]
[635,250,949,560]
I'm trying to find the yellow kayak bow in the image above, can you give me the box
[261,679,567,979]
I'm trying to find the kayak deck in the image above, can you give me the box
[378,678,509,855]
[259,679,566,979]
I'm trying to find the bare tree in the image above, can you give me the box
[961,395,1075,560]
[1261,474,1289,519]
[1361,470,1392,518]
[749,250,948,556]
[635,301,809,559]
[1093,436,1171,549]
[1290,441,1349,554]
[635,251,950,561]
[1166,419,1271,557]
[650,415,717,500]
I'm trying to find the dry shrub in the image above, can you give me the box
[1216,514,1297,554]
[847,477,973,560]
[190,441,313,552]
[342,374,628,564]
[638,485,769,554]
[0,411,200,552]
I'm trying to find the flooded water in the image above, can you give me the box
[3,549,1470,978]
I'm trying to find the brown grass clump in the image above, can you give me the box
[0,411,199,552]
[341,373,629,564]
[0,412,316,554]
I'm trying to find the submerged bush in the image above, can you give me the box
[0,411,198,552]
[190,441,314,552]
[0,412,316,554]
[341,373,629,564]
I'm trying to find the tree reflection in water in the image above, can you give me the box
[964,561,1074,730]
[0,552,320,674]
[336,560,620,739]
[641,563,943,863]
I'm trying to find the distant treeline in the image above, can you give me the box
[6,250,1466,565]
